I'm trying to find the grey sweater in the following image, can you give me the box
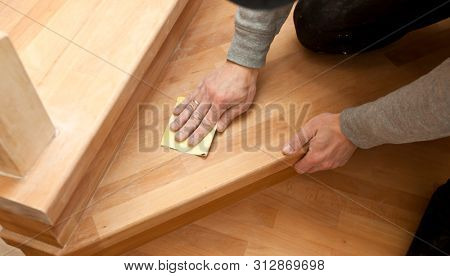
[227,4,450,148]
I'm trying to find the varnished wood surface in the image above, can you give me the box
[0,0,189,246]
[0,33,54,177]
[3,0,449,255]
[65,0,450,255]
[0,237,23,256]
[126,141,450,255]
[0,0,204,255]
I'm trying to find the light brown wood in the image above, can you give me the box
[126,140,450,255]
[4,0,449,255]
[0,237,23,256]
[51,0,204,251]
[0,0,191,247]
[60,1,449,255]
[0,32,54,177]
[0,225,23,256]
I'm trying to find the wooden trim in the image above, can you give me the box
[0,0,203,255]
[53,0,203,248]
[75,168,296,255]
[0,33,54,177]
[0,0,192,245]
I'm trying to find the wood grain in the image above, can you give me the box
[128,142,450,255]
[52,0,204,252]
[65,1,449,255]
[0,237,23,256]
[0,0,190,246]
[4,0,449,255]
[0,33,54,177]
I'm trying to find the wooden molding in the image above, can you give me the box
[0,0,201,254]
[0,33,54,177]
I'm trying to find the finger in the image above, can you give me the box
[282,122,315,155]
[187,105,222,146]
[304,165,322,174]
[293,151,317,174]
[217,103,250,132]
[173,90,197,115]
[170,93,203,131]
[175,102,211,142]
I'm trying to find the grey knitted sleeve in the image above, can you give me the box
[227,3,294,68]
[341,58,450,149]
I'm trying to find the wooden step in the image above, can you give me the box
[60,14,450,255]
[4,1,450,255]
[0,0,194,250]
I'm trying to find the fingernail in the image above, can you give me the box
[217,124,224,133]
[295,168,304,174]
[282,144,293,155]
[170,122,177,131]
[175,132,184,142]
[187,137,196,147]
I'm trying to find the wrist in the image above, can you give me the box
[337,112,357,147]
[336,113,346,136]
[226,60,259,77]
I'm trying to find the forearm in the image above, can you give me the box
[227,3,294,68]
[341,58,450,149]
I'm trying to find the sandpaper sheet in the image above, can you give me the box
[161,97,217,157]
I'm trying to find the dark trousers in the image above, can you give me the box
[407,180,450,255]
[293,0,450,54]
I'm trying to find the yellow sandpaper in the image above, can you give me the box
[161,97,217,157]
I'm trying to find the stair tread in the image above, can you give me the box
[3,0,449,255]
[63,1,450,254]
[0,0,188,231]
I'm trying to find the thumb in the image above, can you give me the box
[282,122,315,155]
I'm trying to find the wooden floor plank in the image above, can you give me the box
[4,0,448,255]
[118,1,449,256]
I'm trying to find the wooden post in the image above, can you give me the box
[0,32,54,177]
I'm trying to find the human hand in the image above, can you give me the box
[170,61,259,146]
[282,113,357,174]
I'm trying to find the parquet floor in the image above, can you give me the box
[124,0,450,256]
[1,0,448,256]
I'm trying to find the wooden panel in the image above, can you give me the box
[0,0,190,246]
[60,2,450,255]
[5,0,449,255]
[128,139,450,255]
[89,169,296,255]
[0,236,23,256]
[0,227,59,256]
[51,0,204,248]
[0,33,54,177]
[0,0,203,253]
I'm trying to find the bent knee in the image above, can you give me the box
[293,0,409,54]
